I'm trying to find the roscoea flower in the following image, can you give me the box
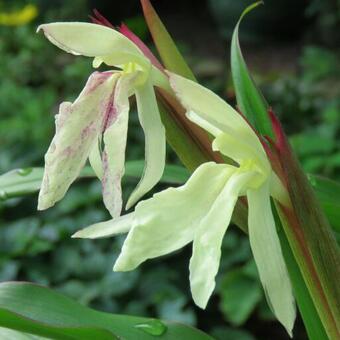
[37,22,170,217]
[73,73,296,335]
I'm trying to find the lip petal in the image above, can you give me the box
[114,162,233,272]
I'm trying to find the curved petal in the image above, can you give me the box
[169,73,258,141]
[72,213,134,239]
[101,75,131,218]
[189,170,256,308]
[247,182,296,336]
[213,133,270,172]
[38,72,117,210]
[93,52,150,71]
[114,162,234,271]
[126,78,166,209]
[37,22,142,58]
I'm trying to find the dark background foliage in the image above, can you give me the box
[0,0,339,339]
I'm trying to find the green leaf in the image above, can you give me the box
[307,174,340,232]
[0,162,190,201]
[230,1,273,138]
[230,3,332,338]
[0,281,213,340]
[276,132,340,338]
[275,212,328,340]
[141,0,196,81]
[0,327,45,340]
[125,160,190,184]
[0,168,44,200]
[219,261,262,326]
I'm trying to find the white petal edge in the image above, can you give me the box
[37,22,142,58]
[247,181,296,336]
[189,170,256,308]
[114,162,235,272]
[72,213,134,239]
[126,78,166,209]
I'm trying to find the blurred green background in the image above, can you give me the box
[0,0,339,339]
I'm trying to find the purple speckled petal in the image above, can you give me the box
[101,75,132,218]
[38,71,118,210]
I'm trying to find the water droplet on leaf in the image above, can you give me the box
[18,168,33,176]
[0,190,8,201]
[134,319,167,336]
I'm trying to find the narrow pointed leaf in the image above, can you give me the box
[0,282,212,340]
[276,214,329,340]
[0,163,189,201]
[307,174,340,231]
[273,117,340,337]
[230,3,336,338]
[141,0,196,81]
[230,2,273,138]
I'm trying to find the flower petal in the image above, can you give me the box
[93,51,150,70]
[169,73,253,136]
[72,213,134,239]
[88,139,103,179]
[37,22,142,58]
[247,182,296,336]
[189,170,255,308]
[38,72,117,210]
[126,78,166,209]
[114,162,234,271]
[213,132,269,170]
[101,75,131,217]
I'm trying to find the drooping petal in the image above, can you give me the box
[114,162,234,271]
[126,78,166,209]
[101,75,132,218]
[189,170,256,308]
[38,72,117,210]
[37,22,142,58]
[247,181,296,336]
[72,213,134,239]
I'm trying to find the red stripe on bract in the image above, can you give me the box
[268,108,287,153]
[119,23,164,72]
[89,9,115,29]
